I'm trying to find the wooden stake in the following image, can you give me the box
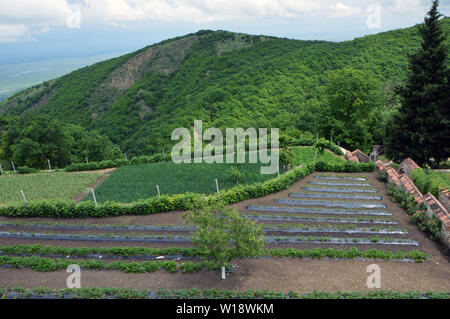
[11,161,16,172]
[91,189,98,207]
[215,179,220,199]
[221,266,226,280]
[156,185,161,199]
[314,151,317,166]
[20,190,27,204]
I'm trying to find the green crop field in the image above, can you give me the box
[84,161,278,203]
[0,171,104,205]
[290,146,344,167]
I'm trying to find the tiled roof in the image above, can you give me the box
[399,174,424,204]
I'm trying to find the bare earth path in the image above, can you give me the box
[0,172,449,293]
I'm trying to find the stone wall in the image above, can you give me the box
[376,159,450,250]
[398,158,419,177]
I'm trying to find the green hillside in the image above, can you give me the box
[1,18,449,157]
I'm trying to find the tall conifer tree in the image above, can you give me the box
[386,0,449,167]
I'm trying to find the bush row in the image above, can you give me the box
[314,160,376,172]
[2,287,448,299]
[387,183,443,241]
[63,159,130,172]
[0,162,376,218]
[0,245,429,263]
[0,255,221,273]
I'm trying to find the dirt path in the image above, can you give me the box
[1,258,449,292]
[72,168,116,203]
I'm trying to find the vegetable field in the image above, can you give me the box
[0,171,103,205]
[290,146,344,167]
[84,161,277,203]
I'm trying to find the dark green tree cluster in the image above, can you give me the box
[0,114,121,169]
[386,0,449,167]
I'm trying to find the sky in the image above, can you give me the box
[0,0,449,64]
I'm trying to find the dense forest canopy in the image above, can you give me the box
[0,17,449,167]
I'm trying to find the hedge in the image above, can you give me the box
[0,162,376,218]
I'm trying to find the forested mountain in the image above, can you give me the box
[1,18,449,156]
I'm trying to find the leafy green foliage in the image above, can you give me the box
[0,171,103,205]
[184,202,264,267]
[2,20,449,155]
[0,114,120,169]
[385,1,449,166]
[410,168,450,197]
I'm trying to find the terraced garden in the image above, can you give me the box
[0,171,448,296]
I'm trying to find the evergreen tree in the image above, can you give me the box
[386,0,449,167]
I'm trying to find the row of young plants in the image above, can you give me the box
[386,183,443,241]
[2,287,448,299]
[0,162,376,218]
[0,230,416,245]
[0,255,223,273]
[0,245,429,262]
[0,220,405,232]
[247,212,398,224]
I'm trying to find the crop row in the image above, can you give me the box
[0,245,429,262]
[247,212,398,224]
[0,255,222,273]
[1,287,448,299]
[0,220,406,233]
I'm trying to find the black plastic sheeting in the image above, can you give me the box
[301,187,377,193]
[246,204,391,216]
[247,215,399,224]
[308,181,372,187]
[314,176,367,181]
[288,192,382,200]
[274,199,387,209]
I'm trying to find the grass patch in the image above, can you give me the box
[0,171,103,205]
[84,161,277,203]
[290,146,344,167]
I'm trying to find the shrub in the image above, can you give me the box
[17,166,38,174]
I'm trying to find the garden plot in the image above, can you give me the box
[308,181,373,187]
[274,199,387,209]
[301,187,378,193]
[288,192,382,200]
[1,171,448,294]
[246,205,392,216]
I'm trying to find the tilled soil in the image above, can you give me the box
[0,171,449,292]
[1,257,449,293]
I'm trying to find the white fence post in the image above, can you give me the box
[221,266,226,280]
[215,179,220,199]
[48,159,52,171]
[85,157,88,164]
[124,153,128,161]
[277,170,280,180]
[91,189,98,207]
[0,164,3,175]
[20,190,27,204]
[156,185,161,199]
[314,151,317,166]
[11,161,16,172]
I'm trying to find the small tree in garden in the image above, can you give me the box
[313,138,328,155]
[184,201,264,279]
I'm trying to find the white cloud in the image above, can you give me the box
[0,23,28,43]
[0,0,438,42]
